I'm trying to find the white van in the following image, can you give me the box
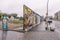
[48,20,55,31]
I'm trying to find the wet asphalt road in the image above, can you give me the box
[0,20,60,40]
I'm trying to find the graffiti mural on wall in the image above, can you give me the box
[23,5,36,28]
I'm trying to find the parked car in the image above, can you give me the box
[48,21,55,31]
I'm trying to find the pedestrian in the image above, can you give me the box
[2,16,8,31]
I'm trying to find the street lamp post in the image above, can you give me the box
[45,0,49,30]
[47,0,49,15]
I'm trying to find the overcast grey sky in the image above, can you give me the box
[0,0,23,17]
[0,0,60,17]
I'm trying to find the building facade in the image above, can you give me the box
[55,11,60,20]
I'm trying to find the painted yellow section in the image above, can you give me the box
[24,8,27,14]
[32,15,36,25]
[28,9,32,14]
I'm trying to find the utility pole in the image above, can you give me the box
[57,13,58,20]
[45,0,49,30]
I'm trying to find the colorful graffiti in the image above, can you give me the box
[23,5,36,28]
